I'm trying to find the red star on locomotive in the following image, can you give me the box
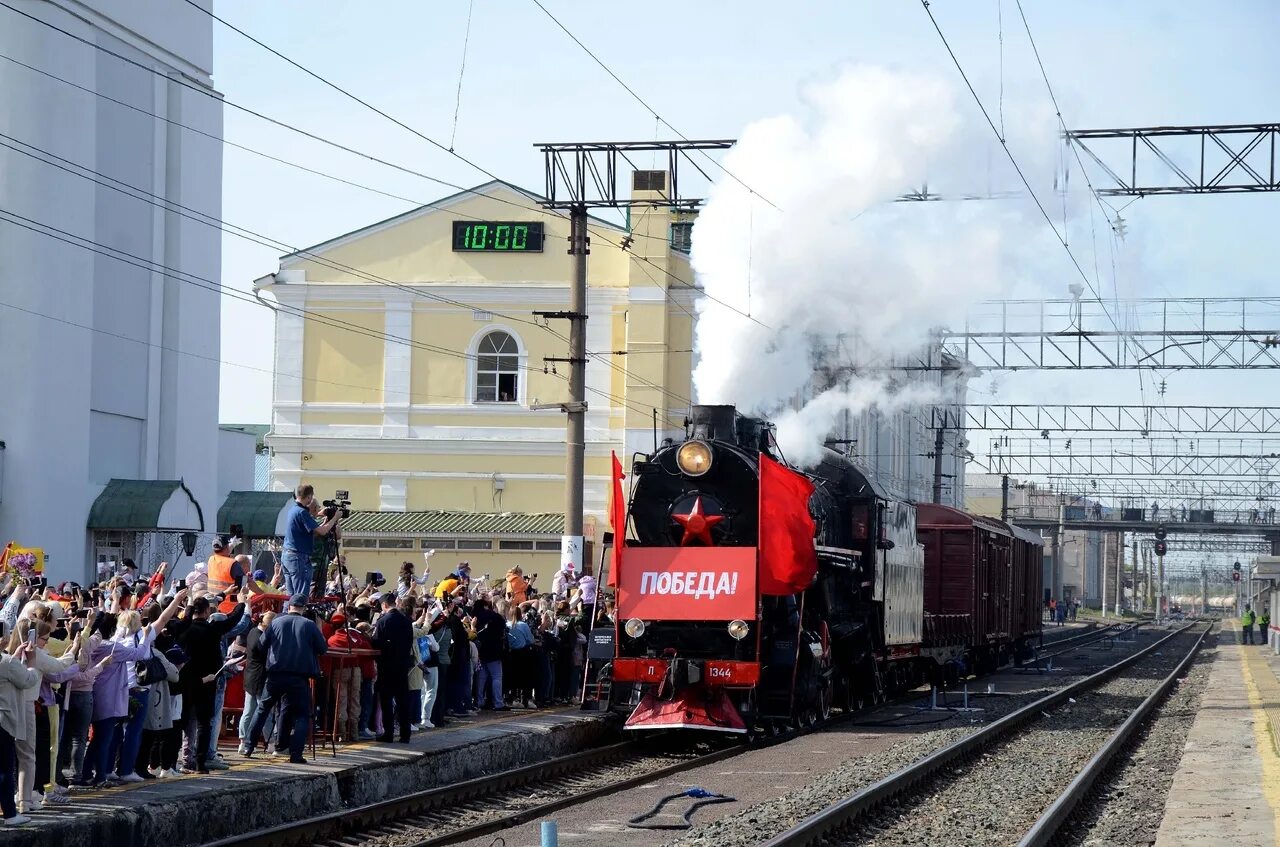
[671,496,723,546]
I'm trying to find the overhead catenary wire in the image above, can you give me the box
[0,128,700,411]
[0,5,725,406]
[449,0,476,152]
[0,206,674,425]
[527,0,780,212]
[0,1,772,339]
[919,1,1129,343]
[2,0,757,421]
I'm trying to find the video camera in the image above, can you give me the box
[366,571,386,588]
[322,489,352,520]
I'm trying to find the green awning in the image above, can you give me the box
[87,479,204,532]
[217,491,294,537]
[342,510,563,536]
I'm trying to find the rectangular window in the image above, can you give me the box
[456,539,493,550]
[670,221,693,253]
[343,538,377,548]
[421,538,457,549]
[534,541,562,552]
[499,540,534,551]
[476,373,497,402]
[377,538,414,549]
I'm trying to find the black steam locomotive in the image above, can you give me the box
[608,404,1041,733]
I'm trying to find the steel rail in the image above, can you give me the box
[202,736,746,847]
[1017,624,1211,846]
[759,623,1202,847]
[1038,622,1141,663]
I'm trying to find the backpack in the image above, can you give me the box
[136,654,168,687]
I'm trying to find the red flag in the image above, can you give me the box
[758,453,817,596]
[609,452,626,587]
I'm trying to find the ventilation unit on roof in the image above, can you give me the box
[632,170,667,192]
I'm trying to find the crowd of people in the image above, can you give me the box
[0,485,610,827]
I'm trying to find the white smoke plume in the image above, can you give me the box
[690,65,1060,465]
[773,379,943,467]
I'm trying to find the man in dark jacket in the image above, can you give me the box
[244,595,327,764]
[371,594,414,742]
[472,598,508,710]
[169,590,247,773]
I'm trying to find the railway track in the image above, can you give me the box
[203,735,748,847]
[758,622,1209,847]
[1035,621,1140,665]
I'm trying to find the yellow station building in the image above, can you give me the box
[255,173,696,579]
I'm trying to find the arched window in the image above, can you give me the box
[475,330,519,403]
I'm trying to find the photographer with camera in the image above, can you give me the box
[283,484,342,600]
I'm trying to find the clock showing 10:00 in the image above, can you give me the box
[452,220,545,252]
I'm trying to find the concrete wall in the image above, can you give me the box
[217,429,258,498]
[0,0,221,582]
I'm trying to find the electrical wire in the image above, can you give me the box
[528,0,780,212]
[0,127,700,411]
[0,298,477,405]
[0,204,675,426]
[448,0,476,152]
[919,1,1125,336]
[0,1,773,342]
[0,56,708,418]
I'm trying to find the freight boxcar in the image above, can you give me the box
[917,503,1015,679]
[1007,522,1045,644]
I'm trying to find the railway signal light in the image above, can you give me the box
[1234,561,1241,572]
[1154,540,1168,557]
[1233,571,1241,583]
[1154,525,1167,540]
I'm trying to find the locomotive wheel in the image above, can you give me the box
[818,677,833,720]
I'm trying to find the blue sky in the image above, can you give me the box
[213,0,1280,424]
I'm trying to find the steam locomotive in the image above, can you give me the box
[607,404,1043,733]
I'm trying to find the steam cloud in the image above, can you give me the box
[690,65,1059,466]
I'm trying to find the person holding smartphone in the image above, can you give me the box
[0,629,40,825]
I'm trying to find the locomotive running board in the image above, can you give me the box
[624,689,748,733]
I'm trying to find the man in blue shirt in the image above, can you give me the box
[243,594,328,764]
[283,484,341,598]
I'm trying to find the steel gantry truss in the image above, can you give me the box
[1067,123,1280,196]
[985,437,1280,478]
[933,404,1280,434]
[1022,478,1280,516]
[912,296,1280,371]
[536,140,734,209]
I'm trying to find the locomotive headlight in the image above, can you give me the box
[624,618,646,639]
[727,619,749,640]
[676,440,713,476]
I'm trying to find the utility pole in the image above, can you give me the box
[1201,564,1208,617]
[932,427,945,504]
[1052,503,1064,604]
[1101,532,1109,618]
[1001,474,1009,522]
[1131,538,1139,612]
[536,139,731,574]
[1114,531,1123,616]
[1157,549,1166,622]
[564,207,589,573]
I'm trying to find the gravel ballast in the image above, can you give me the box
[829,629,1205,846]
[667,626,1195,847]
[1060,630,1217,847]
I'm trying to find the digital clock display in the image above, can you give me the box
[452,221,544,252]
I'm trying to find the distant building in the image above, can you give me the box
[811,356,969,508]
[966,474,1104,606]
[0,1,237,581]
[255,175,695,577]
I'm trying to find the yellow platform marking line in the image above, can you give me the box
[1233,620,1280,844]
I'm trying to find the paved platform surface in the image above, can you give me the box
[1155,622,1280,846]
[0,706,611,847]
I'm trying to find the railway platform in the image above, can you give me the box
[0,706,610,847]
[1154,621,1280,845]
